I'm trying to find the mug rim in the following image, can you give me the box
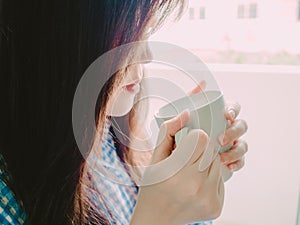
[154,90,224,119]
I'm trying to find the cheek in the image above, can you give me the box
[121,64,144,86]
[106,89,136,117]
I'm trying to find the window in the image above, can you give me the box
[238,5,245,18]
[189,8,195,20]
[199,7,206,20]
[249,3,257,18]
[298,0,300,20]
[238,3,258,19]
[152,1,299,66]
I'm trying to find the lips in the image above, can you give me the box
[125,82,141,93]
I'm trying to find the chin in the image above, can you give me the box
[109,105,134,117]
[107,91,136,117]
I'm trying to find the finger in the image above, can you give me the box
[220,140,248,165]
[218,119,248,146]
[227,157,245,172]
[225,102,241,121]
[152,110,190,163]
[188,80,206,95]
[176,129,209,166]
[161,109,190,137]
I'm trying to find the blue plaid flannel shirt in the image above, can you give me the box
[87,119,212,225]
[0,154,26,225]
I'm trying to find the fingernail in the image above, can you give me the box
[229,110,235,120]
[200,80,206,89]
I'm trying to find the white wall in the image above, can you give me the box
[211,64,300,225]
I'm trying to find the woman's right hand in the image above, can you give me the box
[130,110,224,225]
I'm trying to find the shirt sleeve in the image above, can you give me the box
[0,178,26,225]
[187,221,213,225]
[0,154,26,225]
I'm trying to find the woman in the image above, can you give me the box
[0,0,248,224]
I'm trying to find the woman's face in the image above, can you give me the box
[106,18,156,117]
[106,63,145,117]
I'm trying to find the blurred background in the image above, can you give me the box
[152,0,300,65]
[146,0,300,224]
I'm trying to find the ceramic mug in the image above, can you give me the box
[154,90,233,181]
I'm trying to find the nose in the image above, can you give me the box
[143,43,153,63]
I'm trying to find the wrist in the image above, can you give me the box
[130,188,176,225]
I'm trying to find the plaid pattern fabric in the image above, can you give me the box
[0,155,26,225]
[87,120,138,225]
[87,119,212,225]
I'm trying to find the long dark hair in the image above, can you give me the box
[0,0,186,224]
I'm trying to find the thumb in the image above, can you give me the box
[151,109,190,164]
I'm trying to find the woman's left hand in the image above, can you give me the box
[220,102,248,172]
[189,81,248,173]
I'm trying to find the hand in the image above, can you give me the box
[188,80,248,172]
[130,111,224,225]
[189,81,248,173]
[219,102,248,172]
[188,80,248,171]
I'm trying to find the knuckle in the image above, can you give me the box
[228,125,238,138]
[241,140,248,153]
[238,139,248,154]
[240,156,246,167]
[236,157,245,170]
[239,119,248,132]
